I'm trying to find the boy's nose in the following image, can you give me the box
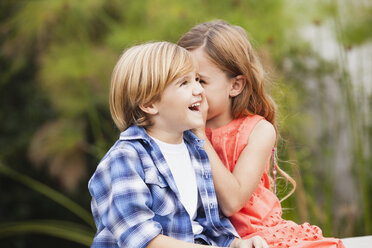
[193,80,204,95]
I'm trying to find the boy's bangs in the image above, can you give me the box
[170,52,196,83]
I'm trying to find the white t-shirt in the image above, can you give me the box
[151,137,203,235]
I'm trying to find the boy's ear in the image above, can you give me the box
[139,102,158,115]
[229,75,246,97]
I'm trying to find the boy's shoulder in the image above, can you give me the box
[99,139,137,163]
[100,125,150,162]
[89,126,151,188]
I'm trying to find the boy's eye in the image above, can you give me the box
[180,80,188,86]
[199,79,206,85]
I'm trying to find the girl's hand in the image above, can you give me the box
[199,91,208,124]
[192,91,208,139]
[230,236,269,248]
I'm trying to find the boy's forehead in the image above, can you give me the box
[168,71,195,87]
[178,71,195,80]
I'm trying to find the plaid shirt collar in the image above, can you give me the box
[119,124,205,148]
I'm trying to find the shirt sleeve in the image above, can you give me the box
[89,145,163,248]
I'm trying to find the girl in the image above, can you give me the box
[178,20,345,248]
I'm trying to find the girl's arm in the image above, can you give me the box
[201,120,276,217]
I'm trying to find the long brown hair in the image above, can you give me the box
[178,20,296,200]
[178,21,276,129]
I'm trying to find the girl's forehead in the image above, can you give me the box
[194,57,225,77]
[190,48,217,68]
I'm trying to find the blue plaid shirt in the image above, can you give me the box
[88,125,238,248]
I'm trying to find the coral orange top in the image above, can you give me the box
[206,115,345,248]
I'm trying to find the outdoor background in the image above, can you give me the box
[1,0,371,247]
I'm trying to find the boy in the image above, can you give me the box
[88,42,268,248]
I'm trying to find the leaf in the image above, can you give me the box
[0,220,94,246]
[0,163,95,228]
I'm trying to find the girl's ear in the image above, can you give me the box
[229,75,246,97]
[139,102,158,115]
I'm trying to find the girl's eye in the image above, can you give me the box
[180,81,188,86]
[195,76,205,85]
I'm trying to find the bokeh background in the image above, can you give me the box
[1,0,371,247]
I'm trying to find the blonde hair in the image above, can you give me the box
[178,20,296,200]
[110,41,196,132]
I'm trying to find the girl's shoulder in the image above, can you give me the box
[238,114,265,134]
[238,115,275,143]
[207,115,269,138]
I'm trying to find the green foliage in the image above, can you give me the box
[0,220,94,246]
[337,5,372,46]
[0,163,95,228]
[0,163,95,245]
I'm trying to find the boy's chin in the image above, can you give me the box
[192,122,205,129]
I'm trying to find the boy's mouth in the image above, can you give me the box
[188,102,200,112]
